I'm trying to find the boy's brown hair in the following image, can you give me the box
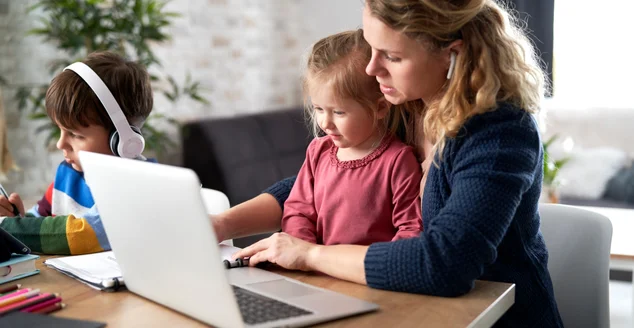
[45,51,153,131]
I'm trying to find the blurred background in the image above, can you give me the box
[0,0,633,326]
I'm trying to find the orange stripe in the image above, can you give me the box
[65,214,104,254]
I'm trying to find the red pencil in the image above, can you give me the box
[21,296,63,313]
[0,293,56,316]
[33,302,65,315]
[0,284,20,294]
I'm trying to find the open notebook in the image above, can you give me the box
[44,244,240,291]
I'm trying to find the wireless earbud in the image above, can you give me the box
[447,52,457,80]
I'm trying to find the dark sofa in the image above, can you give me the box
[182,108,634,248]
[182,108,311,247]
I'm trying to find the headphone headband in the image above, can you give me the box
[64,62,145,158]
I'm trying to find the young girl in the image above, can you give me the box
[281,29,423,245]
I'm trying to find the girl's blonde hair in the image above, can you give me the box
[303,29,414,145]
[366,0,547,157]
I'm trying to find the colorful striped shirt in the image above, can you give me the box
[0,160,149,255]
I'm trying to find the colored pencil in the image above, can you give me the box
[0,289,40,308]
[21,296,63,313]
[33,302,65,315]
[0,288,31,301]
[0,293,56,316]
[0,284,20,294]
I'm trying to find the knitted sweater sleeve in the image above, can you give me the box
[263,176,297,210]
[364,113,540,296]
[0,213,108,255]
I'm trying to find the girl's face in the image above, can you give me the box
[362,5,451,105]
[310,81,388,155]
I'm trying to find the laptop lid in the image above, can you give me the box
[79,151,378,328]
[79,151,243,327]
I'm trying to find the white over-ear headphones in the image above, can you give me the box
[447,52,457,80]
[64,62,145,159]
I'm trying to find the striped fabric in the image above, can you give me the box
[1,161,113,255]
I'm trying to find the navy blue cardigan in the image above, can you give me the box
[264,103,563,327]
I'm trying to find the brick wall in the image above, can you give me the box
[0,0,361,202]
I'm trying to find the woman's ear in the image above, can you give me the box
[445,40,463,78]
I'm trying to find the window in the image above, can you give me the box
[552,0,634,108]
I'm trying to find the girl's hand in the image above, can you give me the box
[232,232,318,271]
[0,193,24,217]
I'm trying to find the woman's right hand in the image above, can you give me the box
[232,232,317,271]
[0,193,25,217]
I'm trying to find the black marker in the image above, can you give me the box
[223,258,249,269]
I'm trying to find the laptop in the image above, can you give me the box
[78,151,378,328]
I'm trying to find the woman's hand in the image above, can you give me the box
[232,232,318,271]
[0,193,24,217]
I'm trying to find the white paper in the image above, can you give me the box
[45,251,122,285]
[45,244,243,290]
[219,244,242,261]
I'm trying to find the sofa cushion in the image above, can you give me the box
[603,164,634,206]
[182,108,311,206]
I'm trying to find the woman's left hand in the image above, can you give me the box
[232,232,317,271]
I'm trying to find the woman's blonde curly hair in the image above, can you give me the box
[366,0,548,159]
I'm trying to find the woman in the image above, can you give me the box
[215,0,562,326]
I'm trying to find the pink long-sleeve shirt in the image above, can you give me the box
[281,135,423,245]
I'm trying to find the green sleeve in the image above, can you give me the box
[0,215,72,255]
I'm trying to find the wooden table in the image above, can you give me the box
[17,256,515,327]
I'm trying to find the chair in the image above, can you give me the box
[200,188,233,246]
[539,203,613,328]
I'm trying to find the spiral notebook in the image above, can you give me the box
[44,244,240,291]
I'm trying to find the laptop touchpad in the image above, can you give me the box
[247,279,321,299]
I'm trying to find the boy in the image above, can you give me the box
[0,51,154,255]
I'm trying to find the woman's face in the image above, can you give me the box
[362,5,449,105]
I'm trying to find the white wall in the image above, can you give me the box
[553,0,634,108]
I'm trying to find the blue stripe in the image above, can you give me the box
[82,205,111,251]
[54,162,95,208]
[26,204,40,217]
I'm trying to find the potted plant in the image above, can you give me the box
[542,135,570,203]
[13,0,209,158]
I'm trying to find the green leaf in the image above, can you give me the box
[28,112,49,120]
[543,134,559,149]
[17,0,210,150]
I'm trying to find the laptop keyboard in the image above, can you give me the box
[232,285,313,325]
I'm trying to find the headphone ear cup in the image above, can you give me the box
[130,125,142,136]
[109,130,120,156]
[110,126,144,157]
